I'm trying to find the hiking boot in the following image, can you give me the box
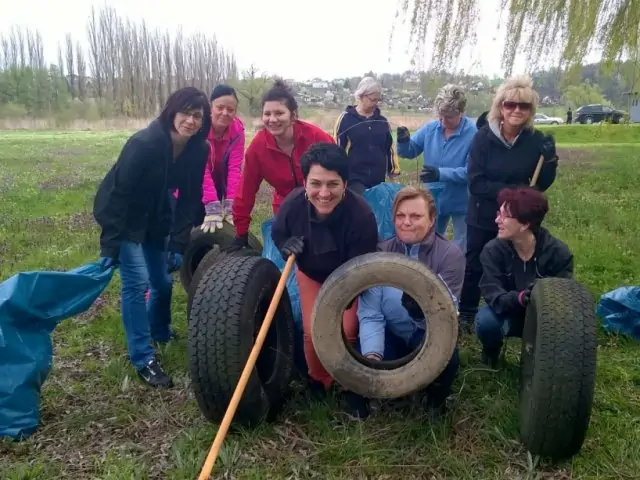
[137,358,174,388]
[342,391,371,419]
[307,379,328,401]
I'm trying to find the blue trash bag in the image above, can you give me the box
[0,261,115,440]
[596,286,640,341]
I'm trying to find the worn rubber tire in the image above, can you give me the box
[311,251,458,399]
[179,221,262,292]
[186,248,260,315]
[188,255,295,427]
[519,277,598,459]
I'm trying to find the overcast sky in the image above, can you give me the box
[0,0,598,80]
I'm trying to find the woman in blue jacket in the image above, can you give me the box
[333,77,401,194]
[396,84,477,252]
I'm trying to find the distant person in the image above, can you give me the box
[357,186,464,418]
[93,87,211,388]
[227,79,334,252]
[333,76,401,194]
[476,110,489,129]
[566,106,573,124]
[457,75,558,333]
[396,84,477,252]
[199,84,245,233]
[271,142,379,418]
[476,187,573,367]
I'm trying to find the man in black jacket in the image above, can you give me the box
[475,187,573,367]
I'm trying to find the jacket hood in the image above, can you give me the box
[345,105,383,119]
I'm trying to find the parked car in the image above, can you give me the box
[575,104,626,124]
[533,113,564,125]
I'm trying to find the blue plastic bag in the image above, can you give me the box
[0,262,115,440]
[596,286,640,341]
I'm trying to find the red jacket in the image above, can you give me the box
[232,120,335,236]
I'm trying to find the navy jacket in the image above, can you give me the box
[333,106,401,188]
[271,187,379,283]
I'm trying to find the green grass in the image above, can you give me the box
[1,129,639,479]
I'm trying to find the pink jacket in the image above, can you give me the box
[202,116,245,204]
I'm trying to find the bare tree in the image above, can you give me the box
[65,33,75,97]
[76,40,86,99]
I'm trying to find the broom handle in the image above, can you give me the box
[530,154,544,187]
[197,254,296,480]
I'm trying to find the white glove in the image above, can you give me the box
[201,201,224,233]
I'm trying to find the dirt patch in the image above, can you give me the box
[39,174,84,191]
[47,148,92,158]
[66,211,96,232]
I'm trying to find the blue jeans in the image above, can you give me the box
[119,239,174,370]
[474,306,524,355]
[436,213,467,252]
[357,327,460,407]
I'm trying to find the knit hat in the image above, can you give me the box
[210,84,238,102]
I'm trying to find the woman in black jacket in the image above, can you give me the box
[93,87,211,388]
[458,75,559,332]
[476,187,573,366]
[271,142,379,418]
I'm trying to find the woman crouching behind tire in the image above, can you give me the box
[357,186,465,418]
[271,142,379,417]
[94,87,211,388]
[476,187,573,368]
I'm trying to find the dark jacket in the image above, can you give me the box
[479,227,573,318]
[93,119,209,260]
[466,122,558,231]
[271,187,379,283]
[333,106,400,188]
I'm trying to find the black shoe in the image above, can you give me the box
[481,349,500,369]
[137,358,174,388]
[342,391,371,419]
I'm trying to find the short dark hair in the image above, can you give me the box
[210,84,238,102]
[158,87,212,143]
[261,78,298,113]
[497,186,549,231]
[300,142,349,182]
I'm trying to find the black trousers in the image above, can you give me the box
[458,224,498,317]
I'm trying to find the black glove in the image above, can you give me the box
[419,165,440,183]
[396,126,410,143]
[401,292,423,319]
[541,134,558,162]
[280,236,304,259]
[223,234,249,253]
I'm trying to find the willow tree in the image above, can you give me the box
[396,0,640,76]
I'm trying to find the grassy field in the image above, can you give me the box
[1,125,639,479]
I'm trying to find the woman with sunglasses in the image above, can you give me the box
[457,75,559,333]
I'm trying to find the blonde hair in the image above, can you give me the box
[488,75,539,130]
[434,84,467,114]
[392,186,437,220]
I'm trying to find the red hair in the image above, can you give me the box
[497,187,549,231]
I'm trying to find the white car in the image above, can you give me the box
[534,113,565,125]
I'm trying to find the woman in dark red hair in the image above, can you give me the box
[475,186,573,367]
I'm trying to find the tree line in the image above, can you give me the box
[0,5,237,121]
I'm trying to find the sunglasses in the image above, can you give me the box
[502,101,532,111]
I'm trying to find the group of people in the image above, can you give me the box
[92,73,574,420]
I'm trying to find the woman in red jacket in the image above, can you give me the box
[228,79,335,250]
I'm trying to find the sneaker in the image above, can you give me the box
[342,391,371,419]
[137,358,174,388]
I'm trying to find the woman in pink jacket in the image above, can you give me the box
[200,84,245,232]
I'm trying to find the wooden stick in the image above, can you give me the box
[530,154,545,187]
[197,254,297,480]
